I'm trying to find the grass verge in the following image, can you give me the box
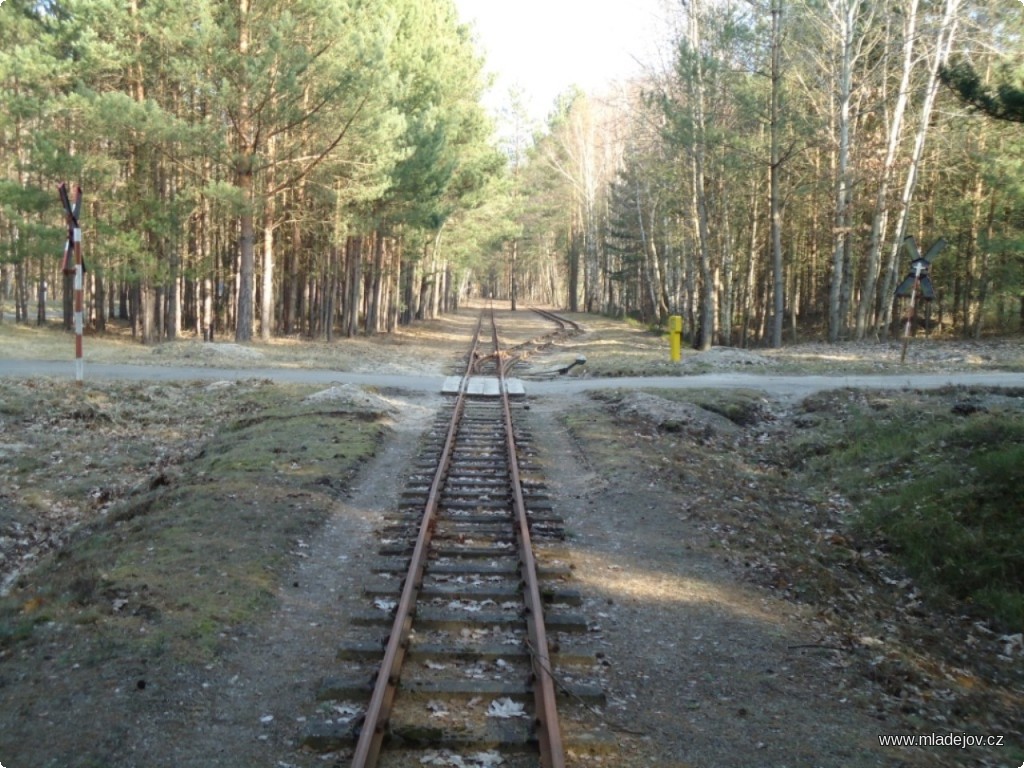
[794,387,1024,631]
[0,380,387,662]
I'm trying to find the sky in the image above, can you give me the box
[452,0,674,126]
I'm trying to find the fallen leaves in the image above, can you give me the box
[586,383,1024,762]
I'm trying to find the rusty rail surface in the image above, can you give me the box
[529,307,582,333]
[494,318,565,768]
[350,314,484,767]
[351,309,566,768]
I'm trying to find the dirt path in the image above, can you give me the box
[1,311,1021,767]
[150,396,441,768]
[103,391,906,768]
[526,395,902,767]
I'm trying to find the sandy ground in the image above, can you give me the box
[1,306,1022,767]
[2,308,1021,396]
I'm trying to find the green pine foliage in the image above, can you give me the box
[941,59,1024,123]
[0,0,502,336]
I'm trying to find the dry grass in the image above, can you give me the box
[5,311,1022,379]
[1,307,1021,767]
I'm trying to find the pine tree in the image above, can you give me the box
[941,60,1024,123]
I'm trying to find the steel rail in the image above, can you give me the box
[493,313,566,768]
[529,307,581,333]
[350,314,485,768]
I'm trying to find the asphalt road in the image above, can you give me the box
[2,359,1021,400]
[0,359,441,392]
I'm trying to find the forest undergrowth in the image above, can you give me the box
[579,383,1024,765]
[0,313,1022,766]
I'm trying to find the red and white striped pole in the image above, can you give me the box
[59,183,84,382]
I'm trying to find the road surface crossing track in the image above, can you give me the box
[349,308,569,768]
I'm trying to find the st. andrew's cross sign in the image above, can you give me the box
[896,235,945,363]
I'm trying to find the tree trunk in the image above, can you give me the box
[719,194,734,346]
[769,0,785,348]
[261,202,275,340]
[687,0,715,350]
[236,164,256,342]
[827,0,855,342]
[16,260,28,323]
[968,177,994,338]
[366,231,384,334]
[36,256,46,325]
[567,206,581,312]
[741,181,760,348]
[344,235,362,338]
[233,0,255,342]
[260,134,278,341]
[139,282,155,344]
[386,235,400,332]
[636,183,667,324]
[855,0,918,339]
[326,244,339,341]
[510,238,518,311]
[877,0,962,335]
[286,196,303,335]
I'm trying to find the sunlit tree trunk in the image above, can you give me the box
[510,237,518,311]
[261,133,277,341]
[740,177,760,348]
[877,0,962,335]
[769,0,785,348]
[856,0,917,339]
[687,0,715,350]
[719,189,734,346]
[234,0,256,342]
[343,235,361,338]
[827,0,856,342]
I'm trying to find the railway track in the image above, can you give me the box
[528,308,582,334]
[305,309,605,767]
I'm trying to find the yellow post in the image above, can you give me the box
[668,315,683,363]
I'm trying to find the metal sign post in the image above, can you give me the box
[900,262,924,364]
[59,183,84,382]
[895,236,943,364]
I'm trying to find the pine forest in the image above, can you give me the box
[1,0,1022,348]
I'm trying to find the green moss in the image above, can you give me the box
[797,391,1024,630]
[0,382,387,663]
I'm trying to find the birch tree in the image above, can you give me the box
[854,0,918,339]
[538,92,616,313]
[825,0,865,342]
[876,0,964,335]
